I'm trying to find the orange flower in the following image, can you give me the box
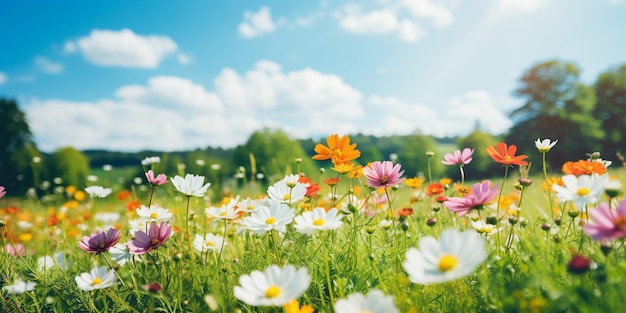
[397,207,414,217]
[312,134,361,164]
[324,177,341,187]
[486,142,528,166]
[425,183,444,196]
[126,200,141,212]
[116,190,132,201]
[284,300,315,313]
[562,160,607,176]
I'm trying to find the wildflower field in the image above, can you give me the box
[1,135,626,313]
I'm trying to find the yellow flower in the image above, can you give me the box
[347,165,363,178]
[404,177,424,189]
[74,190,86,202]
[331,161,355,174]
[19,233,33,242]
[439,178,452,186]
[284,300,315,313]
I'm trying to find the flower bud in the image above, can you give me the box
[426,218,437,227]
[567,210,580,218]
[554,216,562,226]
[518,178,533,187]
[426,151,435,157]
[401,222,409,232]
[364,225,377,234]
[567,255,591,274]
[486,216,498,225]
[508,216,519,225]
[541,223,551,231]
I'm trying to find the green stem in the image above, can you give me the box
[495,166,509,254]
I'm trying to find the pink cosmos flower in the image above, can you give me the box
[128,222,172,255]
[5,243,26,257]
[583,200,626,241]
[442,148,474,166]
[145,170,168,186]
[362,161,405,188]
[0,186,6,198]
[79,228,121,254]
[443,180,499,216]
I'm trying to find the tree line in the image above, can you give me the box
[1,59,624,196]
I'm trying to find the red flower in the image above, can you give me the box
[298,175,320,198]
[425,183,445,196]
[486,142,528,166]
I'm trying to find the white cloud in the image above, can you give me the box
[25,61,511,152]
[238,6,276,38]
[339,9,399,34]
[64,29,180,68]
[0,72,6,85]
[34,56,64,74]
[487,0,543,20]
[335,0,454,43]
[398,0,454,28]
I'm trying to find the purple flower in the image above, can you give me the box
[78,228,121,254]
[0,186,6,198]
[362,161,405,188]
[443,181,499,216]
[145,170,168,186]
[128,222,172,255]
[442,148,474,166]
[583,200,626,241]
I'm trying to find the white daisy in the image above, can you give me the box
[38,251,69,271]
[3,278,37,294]
[334,289,398,313]
[171,174,211,197]
[84,186,112,198]
[109,243,133,266]
[403,228,487,284]
[535,138,558,153]
[141,156,161,166]
[294,207,343,235]
[240,201,294,236]
[234,265,310,306]
[75,266,118,291]
[552,174,608,210]
[136,205,173,223]
[267,176,307,204]
[205,199,241,220]
[237,197,261,213]
[193,233,226,252]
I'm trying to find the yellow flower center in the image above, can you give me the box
[265,217,276,225]
[438,254,458,272]
[283,194,291,200]
[204,240,215,247]
[92,277,102,285]
[150,213,159,219]
[360,310,372,313]
[577,187,591,196]
[265,285,281,298]
[503,155,512,162]
[313,219,325,226]
[219,211,228,216]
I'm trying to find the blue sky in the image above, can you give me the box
[1,0,625,152]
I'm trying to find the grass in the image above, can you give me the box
[1,153,625,312]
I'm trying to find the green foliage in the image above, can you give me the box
[49,147,90,188]
[397,134,443,178]
[594,64,626,162]
[507,60,605,169]
[0,98,38,194]
[232,128,316,182]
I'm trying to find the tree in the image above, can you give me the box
[506,60,604,169]
[397,134,442,179]
[232,128,317,183]
[594,64,626,162]
[49,147,90,188]
[0,98,39,194]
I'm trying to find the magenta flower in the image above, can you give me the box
[5,243,26,257]
[443,180,499,216]
[79,228,121,254]
[145,170,168,186]
[128,222,172,255]
[362,161,405,188]
[0,186,6,198]
[583,200,626,241]
[442,148,474,166]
